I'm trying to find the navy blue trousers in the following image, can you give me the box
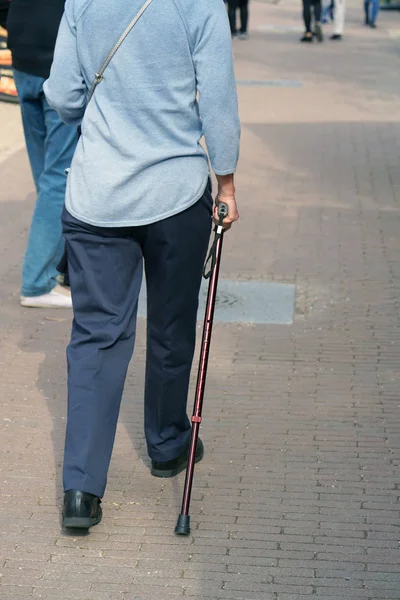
[62,188,212,498]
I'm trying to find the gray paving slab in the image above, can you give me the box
[138,279,296,324]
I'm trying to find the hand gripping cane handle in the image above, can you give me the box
[217,201,229,221]
[203,202,229,279]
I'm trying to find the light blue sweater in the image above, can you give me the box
[44,0,240,227]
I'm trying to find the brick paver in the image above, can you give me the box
[1,1,400,599]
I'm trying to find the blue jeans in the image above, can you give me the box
[365,0,379,23]
[13,69,77,297]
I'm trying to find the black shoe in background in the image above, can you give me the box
[331,34,342,40]
[300,34,313,42]
[62,490,102,530]
[151,438,204,478]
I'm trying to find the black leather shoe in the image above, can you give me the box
[151,439,204,478]
[62,490,102,530]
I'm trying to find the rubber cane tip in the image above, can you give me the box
[174,514,191,536]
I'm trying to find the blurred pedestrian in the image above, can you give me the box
[322,0,334,23]
[44,0,240,529]
[4,0,76,308]
[301,0,323,42]
[331,0,345,39]
[228,0,249,39]
[364,0,379,27]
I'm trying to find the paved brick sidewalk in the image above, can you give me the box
[1,1,400,599]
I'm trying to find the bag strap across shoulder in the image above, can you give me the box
[86,0,155,105]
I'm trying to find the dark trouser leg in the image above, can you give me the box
[228,0,238,34]
[303,0,312,32]
[313,0,322,22]
[143,187,213,462]
[364,0,370,21]
[239,0,249,33]
[62,209,143,498]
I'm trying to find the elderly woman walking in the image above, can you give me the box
[44,0,240,530]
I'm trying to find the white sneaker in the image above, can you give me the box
[20,284,72,308]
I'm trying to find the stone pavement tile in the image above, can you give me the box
[123,594,183,600]
[90,581,185,595]
[0,103,24,164]
[31,590,117,600]
[0,587,34,598]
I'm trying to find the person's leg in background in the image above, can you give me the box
[364,0,371,24]
[322,0,329,23]
[21,95,77,302]
[13,69,77,308]
[301,0,314,41]
[313,0,324,41]
[62,208,143,501]
[329,0,335,20]
[370,0,379,26]
[238,0,249,39]
[331,0,345,38]
[227,0,238,37]
[322,0,334,23]
[143,188,212,467]
[12,70,46,193]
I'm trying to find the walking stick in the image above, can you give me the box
[175,202,229,536]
